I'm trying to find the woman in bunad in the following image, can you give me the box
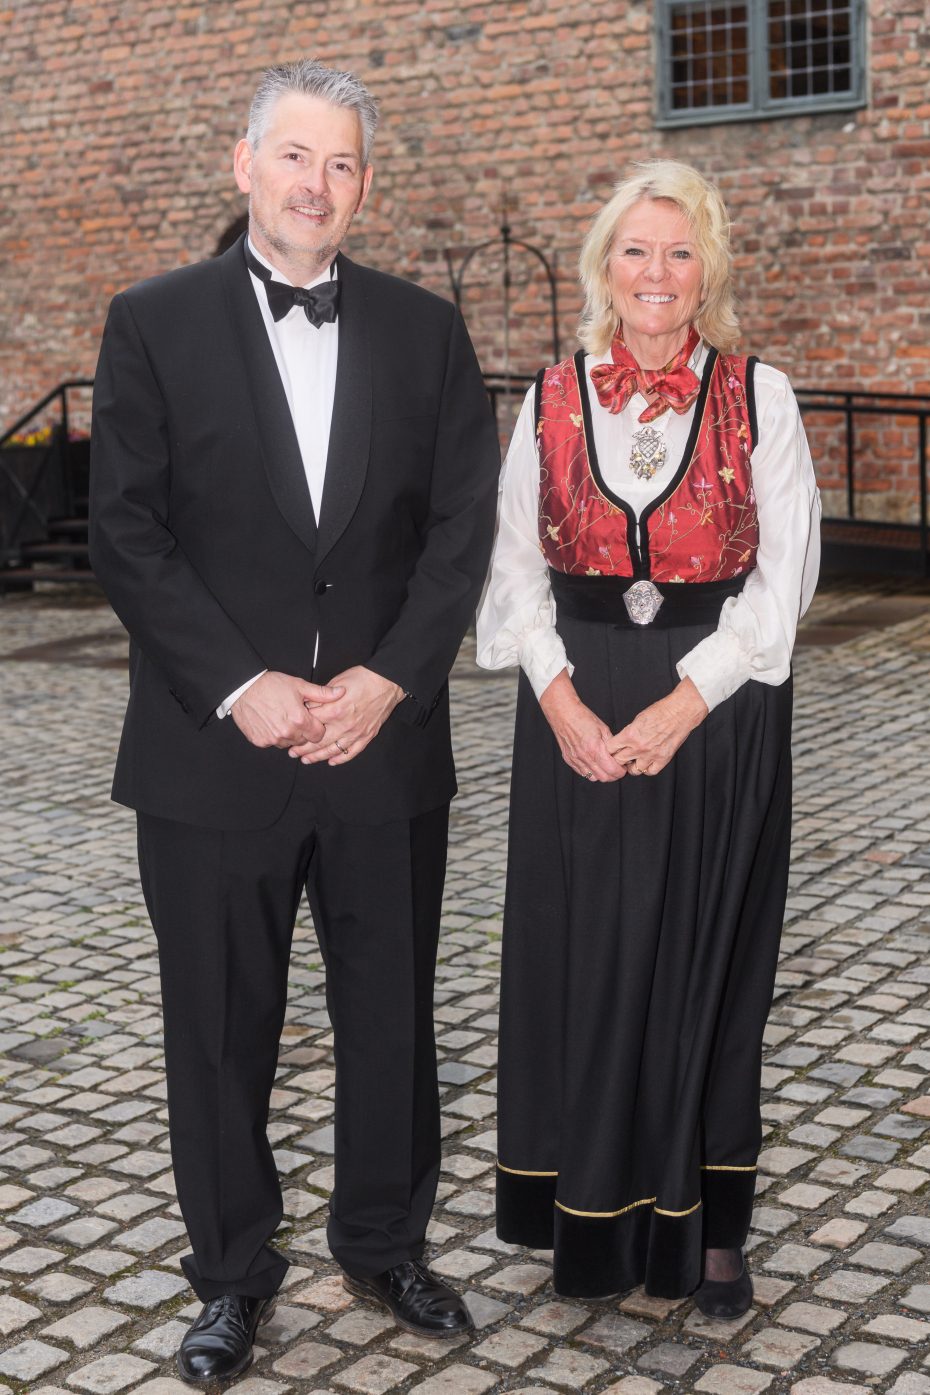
[476,159,820,1317]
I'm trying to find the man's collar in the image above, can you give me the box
[246,236,337,290]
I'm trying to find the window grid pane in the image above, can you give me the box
[669,1,750,110]
[768,0,852,99]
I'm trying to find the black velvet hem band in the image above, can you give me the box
[553,1203,703,1298]
[181,1243,289,1300]
[496,1166,756,1299]
[702,1168,757,1249]
[496,1167,556,1248]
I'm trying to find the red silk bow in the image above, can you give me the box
[589,325,702,424]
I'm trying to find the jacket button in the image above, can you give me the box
[314,580,328,596]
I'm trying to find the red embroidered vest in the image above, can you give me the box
[537,349,759,583]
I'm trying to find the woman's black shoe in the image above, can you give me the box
[343,1260,473,1337]
[177,1293,276,1383]
[693,1258,754,1320]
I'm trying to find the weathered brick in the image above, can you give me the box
[0,0,927,526]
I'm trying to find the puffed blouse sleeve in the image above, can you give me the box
[675,364,821,710]
[475,386,573,698]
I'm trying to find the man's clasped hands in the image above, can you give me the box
[231,663,711,779]
[231,668,404,766]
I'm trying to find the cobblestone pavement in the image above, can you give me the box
[0,590,930,1395]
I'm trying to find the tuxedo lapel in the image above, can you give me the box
[315,252,372,566]
[220,235,317,554]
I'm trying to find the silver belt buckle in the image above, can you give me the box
[623,579,664,626]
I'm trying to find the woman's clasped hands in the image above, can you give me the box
[538,669,709,781]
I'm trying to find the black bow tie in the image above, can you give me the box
[244,243,341,327]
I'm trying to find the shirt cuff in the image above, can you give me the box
[519,627,574,702]
[676,631,750,713]
[217,671,267,720]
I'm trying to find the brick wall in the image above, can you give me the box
[1,0,928,518]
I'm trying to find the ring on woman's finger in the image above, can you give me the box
[335,740,349,756]
[583,771,595,780]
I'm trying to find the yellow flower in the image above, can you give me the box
[718,466,735,484]
[547,524,560,540]
[570,413,582,428]
[586,567,600,576]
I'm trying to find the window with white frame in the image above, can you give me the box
[655,0,866,126]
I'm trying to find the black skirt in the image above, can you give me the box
[496,612,793,1299]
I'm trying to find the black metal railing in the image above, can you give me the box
[5,375,930,578]
[0,379,94,576]
[484,372,930,576]
[795,386,930,575]
[484,373,536,438]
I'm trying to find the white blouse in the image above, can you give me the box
[475,342,822,713]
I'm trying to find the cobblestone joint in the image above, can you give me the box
[0,592,930,1395]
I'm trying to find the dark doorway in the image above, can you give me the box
[214,213,249,256]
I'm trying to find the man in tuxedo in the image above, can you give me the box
[89,58,499,1383]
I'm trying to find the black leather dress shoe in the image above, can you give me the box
[177,1293,276,1383]
[343,1260,473,1337]
[693,1258,754,1320]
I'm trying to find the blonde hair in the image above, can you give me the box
[577,159,739,356]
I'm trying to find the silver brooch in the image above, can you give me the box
[629,426,668,481]
[623,580,665,626]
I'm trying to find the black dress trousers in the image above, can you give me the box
[137,766,448,1301]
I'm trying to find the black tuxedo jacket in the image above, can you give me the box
[89,236,500,829]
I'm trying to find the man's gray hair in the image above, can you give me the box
[247,58,379,165]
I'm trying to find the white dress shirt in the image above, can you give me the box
[475,344,822,713]
[217,238,339,719]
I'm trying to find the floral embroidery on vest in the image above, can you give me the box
[537,350,758,583]
[537,361,632,577]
